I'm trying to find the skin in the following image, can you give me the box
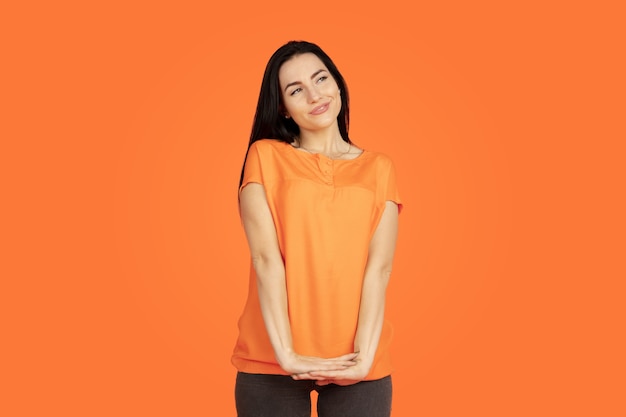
[239,52,400,385]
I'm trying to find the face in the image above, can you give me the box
[278,53,341,135]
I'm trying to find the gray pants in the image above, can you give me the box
[235,372,392,417]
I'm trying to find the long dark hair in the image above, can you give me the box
[238,40,351,188]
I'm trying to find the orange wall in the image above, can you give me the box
[2,1,624,416]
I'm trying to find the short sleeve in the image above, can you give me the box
[385,158,403,213]
[239,141,264,194]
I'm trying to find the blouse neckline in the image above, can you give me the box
[284,140,368,162]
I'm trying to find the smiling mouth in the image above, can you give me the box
[310,103,330,115]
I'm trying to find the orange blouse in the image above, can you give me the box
[232,139,402,380]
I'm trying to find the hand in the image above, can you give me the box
[307,354,373,386]
[278,351,359,380]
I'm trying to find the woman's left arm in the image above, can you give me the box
[310,200,399,385]
[353,199,399,369]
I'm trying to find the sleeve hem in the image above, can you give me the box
[386,199,403,214]
[239,180,263,196]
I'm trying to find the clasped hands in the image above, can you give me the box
[279,351,371,386]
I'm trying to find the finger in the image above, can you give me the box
[303,362,355,372]
[315,380,332,386]
[302,354,358,365]
[307,356,356,364]
[321,362,356,370]
[331,379,360,386]
[310,371,361,385]
[316,359,358,368]
[334,352,359,361]
[308,370,342,378]
[292,372,327,381]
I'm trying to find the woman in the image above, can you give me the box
[233,40,402,417]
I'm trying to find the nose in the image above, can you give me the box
[307,85,321,103]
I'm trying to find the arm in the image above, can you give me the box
[311,200,399,385]
[239,183,357,376]
[354,199,399,367]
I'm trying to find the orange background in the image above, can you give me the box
[2,1,625,416]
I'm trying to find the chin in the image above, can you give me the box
[307,117,338,131]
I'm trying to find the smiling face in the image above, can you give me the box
[278,53,342,136]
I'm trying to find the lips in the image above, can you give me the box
[310,102,330,115]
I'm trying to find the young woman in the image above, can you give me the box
[233,40,402,417]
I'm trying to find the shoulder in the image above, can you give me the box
[360,149,396,169]
[246,140,294,172]
[249,138,292,154]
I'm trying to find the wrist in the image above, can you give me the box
[275,347,297,368]
[353,349,375,368]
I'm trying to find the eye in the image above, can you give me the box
[316,76,328,83]
[290,87,302,96]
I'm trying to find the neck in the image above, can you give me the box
[297,128,346,154]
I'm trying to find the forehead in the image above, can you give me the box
[278,53,328,86]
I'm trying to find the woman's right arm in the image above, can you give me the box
[239,183,357,377]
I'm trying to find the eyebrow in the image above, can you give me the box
[283,69,327,92]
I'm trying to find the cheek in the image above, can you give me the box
[284,103,298,119]
[323,82,339,95]
[283,96,307,114]
[326,90,338,100]
[281,96,296,114]
[326,84,341,103]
